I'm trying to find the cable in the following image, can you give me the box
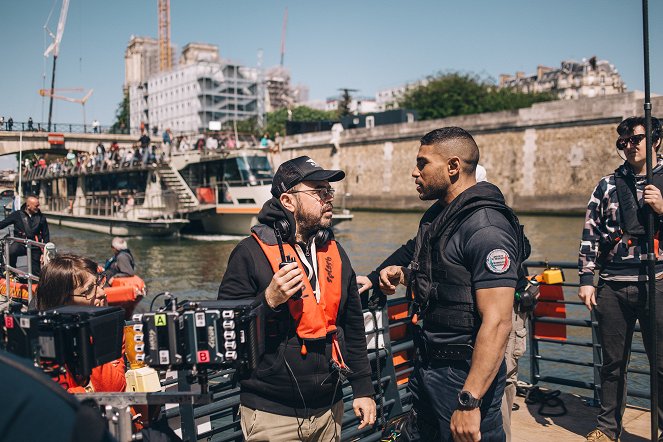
[329,373,342,442]
[284,358,307,440]
[283,313,307,440]
[524,386,567,417]
[149,291,171,312]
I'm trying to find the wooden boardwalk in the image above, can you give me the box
[512,390,652,441]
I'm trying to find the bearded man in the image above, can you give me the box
[217,156,376,441]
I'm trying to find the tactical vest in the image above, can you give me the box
[408,186,529,339]
[614,168,663,244]
[251,233,348,367]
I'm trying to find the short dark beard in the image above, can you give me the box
[295,210,325,242]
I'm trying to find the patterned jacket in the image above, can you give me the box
[578,158,663,286]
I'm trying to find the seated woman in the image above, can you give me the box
[37,254,126,393]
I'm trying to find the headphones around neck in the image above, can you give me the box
[273,219,333,248]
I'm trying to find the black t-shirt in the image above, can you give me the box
[424,207,520,345]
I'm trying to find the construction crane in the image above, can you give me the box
[43,0,70,131]
[38,89,94,129]
[158,0,172,71]
[280,7,288,67]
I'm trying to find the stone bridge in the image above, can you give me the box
[0,131,138,157]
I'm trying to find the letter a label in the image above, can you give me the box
[155,314,167,327]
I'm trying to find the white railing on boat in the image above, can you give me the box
[43,191,184,221]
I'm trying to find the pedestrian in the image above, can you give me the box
[205,135,218,151]
[95,142,106,168]
[0,116,4,130]
[260,132,270,148]
[162,128,172,158]
[579,116,663,442]
[27,117,34,131]
[217,155,376,441]
[92,119,100,133]
[7,117,13,131]
[372,127,526,441]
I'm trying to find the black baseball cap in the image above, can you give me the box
[271,156,345,197]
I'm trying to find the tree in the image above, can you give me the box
[399,72,556,120]
[264,106,337,136]
[337,89,353,118]
[110,91,130,134]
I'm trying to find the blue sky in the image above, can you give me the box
[1,0,663,128]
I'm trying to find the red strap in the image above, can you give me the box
[331,334,348,370]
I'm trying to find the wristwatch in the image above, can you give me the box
[457,390,482,410]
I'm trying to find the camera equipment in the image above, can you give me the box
[515,280,539,313]
[1,305,124,378]
[139,298,263,373]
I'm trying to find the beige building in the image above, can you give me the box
[499,56,626,99]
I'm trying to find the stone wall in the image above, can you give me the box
[280,91,663,214]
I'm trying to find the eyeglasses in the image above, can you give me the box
[72,274,106,300]
[288,187,335,201]
[616,134,647,150]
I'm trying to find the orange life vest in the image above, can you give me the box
[252,233,347,368]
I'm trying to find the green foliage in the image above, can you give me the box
[110,91,130,134]
[232,118,259,135]
[264,106,337,136]
[399,72,556,120]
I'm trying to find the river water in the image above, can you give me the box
[39,211,650,402]
[43,212,584,302]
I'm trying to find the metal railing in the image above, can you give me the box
[22,155,169,181]
[524,261,651,406]
[0,120,133,134]
[0,236,52,306]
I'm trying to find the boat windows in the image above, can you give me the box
[84,172,148,194]
[237,156,273,183]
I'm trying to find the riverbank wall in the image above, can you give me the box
[281,91,663,214]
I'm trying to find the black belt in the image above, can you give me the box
[421,340,474,362]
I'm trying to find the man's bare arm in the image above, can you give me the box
[450,286,513,441]
[463,287,513,397]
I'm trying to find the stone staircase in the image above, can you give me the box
[158,165,199,211]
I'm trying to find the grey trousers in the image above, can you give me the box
[501,309,528,442]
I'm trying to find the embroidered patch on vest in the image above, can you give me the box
[486,249,510,274]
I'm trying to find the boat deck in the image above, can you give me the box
[512,389,651,441]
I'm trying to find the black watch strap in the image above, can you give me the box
[458,390,482,409]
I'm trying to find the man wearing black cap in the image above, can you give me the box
[218,156,376,441]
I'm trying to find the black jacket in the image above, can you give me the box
[218,198,373,416]
[366,201,443,288]
[0,208,50,243]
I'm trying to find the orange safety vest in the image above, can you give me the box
[252,233,348,368]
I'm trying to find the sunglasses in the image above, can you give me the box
[73,274,106,300]
[616,134,647,150]
[288,187,335,201]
